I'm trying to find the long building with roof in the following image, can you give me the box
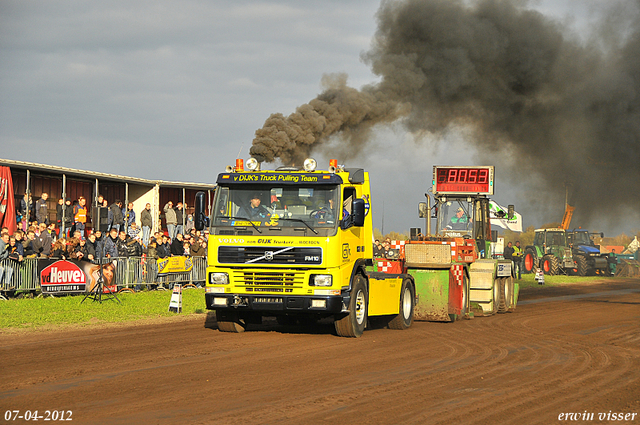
[0,158,216,234]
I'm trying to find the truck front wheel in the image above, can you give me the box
[335,275,368,337]
[388,278,415,330]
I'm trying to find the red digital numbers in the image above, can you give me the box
[435,167,492,194]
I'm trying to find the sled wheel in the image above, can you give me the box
[498,277,512,313]
[492,276,501,314]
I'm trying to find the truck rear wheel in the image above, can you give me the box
[388,278,415,330]
[335,275,368,338]
[523,249,536,274]
[574,255,588,276]
[216,311,247,333]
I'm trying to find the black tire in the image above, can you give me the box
[506,277,516,312]
[216,310,247,333]
[523,249,536,274]
[574,255,588,276]
[388,278,415,330]
[498,277,514,313]
[492,276,501,314]
[542,255,560,276]
[335,275,368,337]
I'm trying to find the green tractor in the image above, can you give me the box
[523,228,575,275]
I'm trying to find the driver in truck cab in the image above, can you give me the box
[246,193,271,219]
[447,207,468,230]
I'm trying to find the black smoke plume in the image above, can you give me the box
[251,0,640,227]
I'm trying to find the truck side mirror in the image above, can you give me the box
[418,202,427,218]
[194,191,206,231]
[508,204,515,220]
[352,198,365,227]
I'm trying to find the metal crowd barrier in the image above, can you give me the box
[114,256,208,291]
[0,256,208,297]
[0,257,40,295]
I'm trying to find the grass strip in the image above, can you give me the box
[517,273,616,289]
[0,287,207,330]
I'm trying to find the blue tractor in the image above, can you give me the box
[566,229,610,276]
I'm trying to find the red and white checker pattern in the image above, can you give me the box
[390,240,405,250]
[390,240,405,256]
[377,261,403,274]
[378,261,393,272]
[451,264,465,286]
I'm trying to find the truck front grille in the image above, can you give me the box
[231,270,306,293]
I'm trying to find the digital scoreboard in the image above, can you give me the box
[432,166,494,195]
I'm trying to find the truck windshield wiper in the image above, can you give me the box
[277,218,318,234]
[218,216,262,234]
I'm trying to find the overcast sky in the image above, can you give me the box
[1,0,634,236]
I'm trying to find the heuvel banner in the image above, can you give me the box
[157,256,193,274]
[38,259,118,294]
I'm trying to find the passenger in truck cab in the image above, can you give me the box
[310,198,336,223]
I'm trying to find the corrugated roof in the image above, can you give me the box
[0,158,216,189]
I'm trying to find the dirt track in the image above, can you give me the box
[1,279,639,425]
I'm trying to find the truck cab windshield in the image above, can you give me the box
[571,231,591,246]
[211,185,340,236]
[437,199,474,237]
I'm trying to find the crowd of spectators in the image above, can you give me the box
[1,194,208,285]
[373,238,398,259]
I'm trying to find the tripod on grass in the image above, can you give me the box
[81,260,121,304]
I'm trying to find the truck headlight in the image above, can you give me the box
[310,274,332,287]
[209,272,229,285]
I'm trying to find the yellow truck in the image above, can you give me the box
[194,158,415,337]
